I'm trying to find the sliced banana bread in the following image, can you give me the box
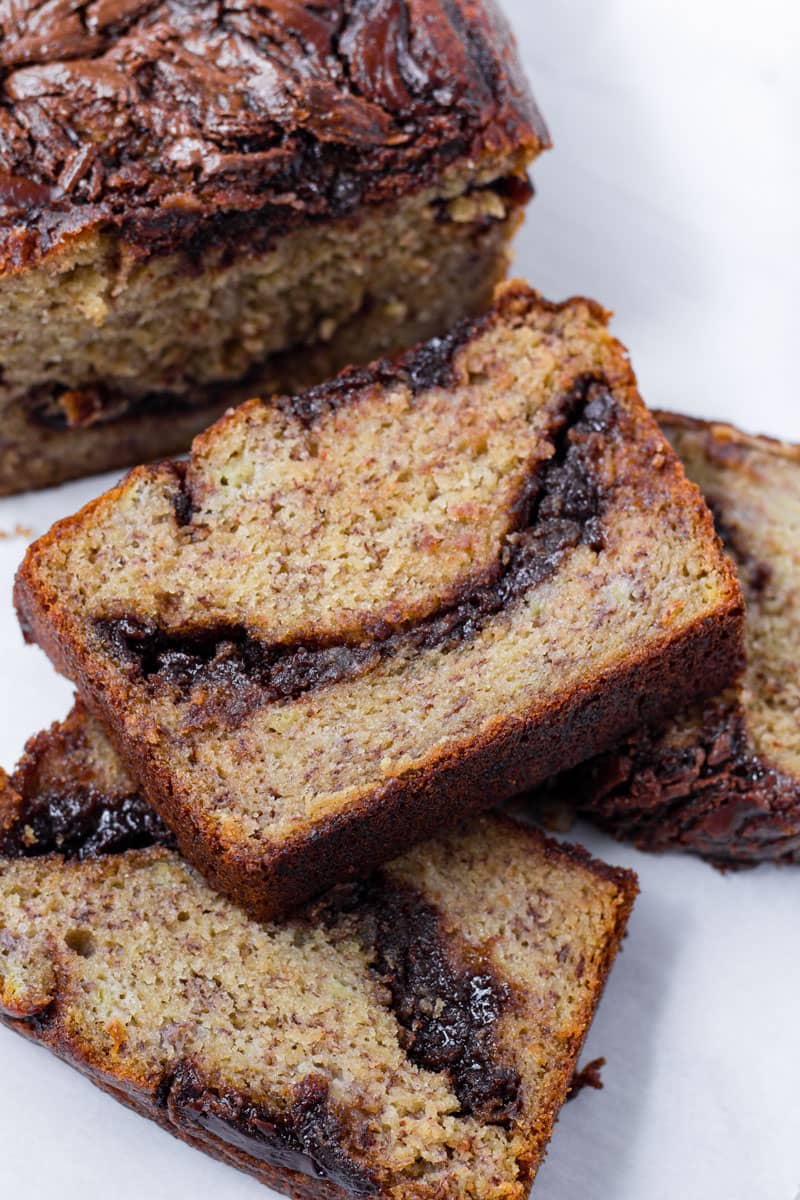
[15,282,744,919]
[566,414,800,866]
[0,0,544,493]
[0,704,638,1200]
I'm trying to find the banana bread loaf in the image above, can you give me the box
[565,414,800,866]
[0,703,638,1200]
[15,282,744,919]
[0,0,545,493]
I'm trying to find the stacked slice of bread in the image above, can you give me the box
[15,283,743,919]
[0,704,637,1200]
[567,415,800,865]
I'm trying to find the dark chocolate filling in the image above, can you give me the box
[0,787,173,861]
[164,1066,378,1195]
[569,491,800,867]
[313,875,520,1124]
[574,701,800,866]
[171,461,196,528]
[277,305,492,426]
[2,786,518,1151]
[97,378,615,728]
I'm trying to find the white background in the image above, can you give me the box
[1,1,799,1196]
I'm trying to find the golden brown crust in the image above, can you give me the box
[14,284,744,920]
[86,603,736,920]
[0,858,632,1200]
[0,852,633,1200]
[0,817,637,1199]
[0,1014,359,1199]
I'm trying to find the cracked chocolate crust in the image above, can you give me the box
[96,378,613,731]
[0,0,546,270]
[572,698,800,866]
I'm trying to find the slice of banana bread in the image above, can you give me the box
[0,0,545,493]
[15,282,744,919]
[566,414,800,866]
[0,704,638,1200]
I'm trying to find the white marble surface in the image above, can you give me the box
[0,1,798,1197]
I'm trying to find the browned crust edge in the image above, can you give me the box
[0,1014,353,1200]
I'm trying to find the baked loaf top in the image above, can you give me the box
[572,414,800,866]
[0,0,545,271]
[15,282,743,918]
[0,704,637,1200]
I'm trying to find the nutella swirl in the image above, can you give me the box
[0,1,546,266]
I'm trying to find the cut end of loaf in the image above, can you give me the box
[0,1,546,492]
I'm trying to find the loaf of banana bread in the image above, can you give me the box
[0,703,638,1200]
[567,414,800,866]
[15,283,744,919]
[0,0,545,493]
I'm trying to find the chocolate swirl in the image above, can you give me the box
[0,0,546,267]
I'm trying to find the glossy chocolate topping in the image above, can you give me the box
[0,0,545,268]
[97,378,615,730]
